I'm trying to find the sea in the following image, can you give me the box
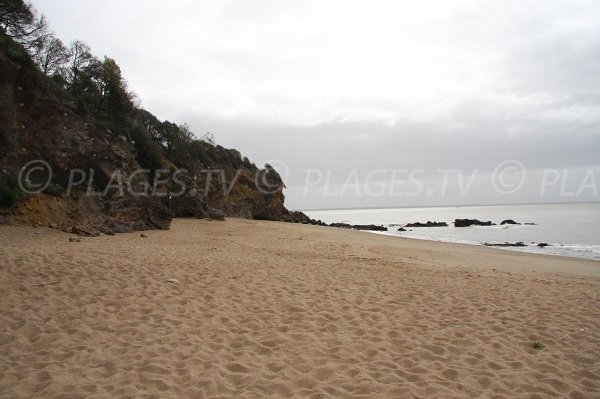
[304,202,600,261]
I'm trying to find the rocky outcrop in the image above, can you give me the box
[330,222,351,229]
[454,219,495,227]
[351,224,388,231]
[205,207,225,221]
[329,222,387,231]
[173,165,288,221]
[0,42,173,233]
[281,210,326,226]
[483,242,526,247]
[500,219,520,225]
[282,211,312,224]
[0,35,291,233]
[405,221,448,227]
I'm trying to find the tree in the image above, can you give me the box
[98,56,133,121]
[0,0,34,37]
[65,53,133,121]
[137,109,163,143]
[67,40,94,87]
[160,121,182,152]
[65,50,102,113]
[202,131,215,145]
[0,0,49,51]
[178,123,195,143]
[32,35,70,76]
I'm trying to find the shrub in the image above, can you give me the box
[0,176,23,208]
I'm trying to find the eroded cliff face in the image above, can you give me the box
[0,41,172,233]
[169,165,288,220]
[0,36,290,233]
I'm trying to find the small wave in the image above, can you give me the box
[378,232,600,261]
[553,244,600,255]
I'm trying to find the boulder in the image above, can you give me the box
[500,219,520,225]
[330,223,352,229]
[327,223,387,231]
[397,227,407,232]
[282,211,311,224]
[483,242,526,247]
[537,242,549,248]
[454,219,495,227]
[207,207,225,221]
[351,224,388,232]
[281,211,327,226]
[405,221,448,228]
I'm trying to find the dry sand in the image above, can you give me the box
[1,218,599,398]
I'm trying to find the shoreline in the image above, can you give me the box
[1,218,599,397]
[304,202,600,263]
[313,222,600,278]
[361,229,600,263]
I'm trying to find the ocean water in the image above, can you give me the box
[305,202,600,261]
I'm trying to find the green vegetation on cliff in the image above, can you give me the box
[0,0,289,225]
[1,0,256,179]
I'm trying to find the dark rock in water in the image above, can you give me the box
[537,242,549,248]
[500,219,520,225]
[329,222,387,231]
[351,224,388,231]
[454,219,495,227]
[483,242,526,247]
[405,221,448,228]
[397,227,407,232]
[524,222,537,225]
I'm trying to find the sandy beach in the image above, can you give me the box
[1,218,599,398]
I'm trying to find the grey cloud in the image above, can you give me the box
[32,0,600,209]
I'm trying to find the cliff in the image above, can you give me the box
[0,32,290,233]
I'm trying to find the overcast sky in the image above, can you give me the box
[33,0,600,209]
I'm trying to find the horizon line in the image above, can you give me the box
[298,199,600,213]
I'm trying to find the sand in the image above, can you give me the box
[0,218,599,398]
